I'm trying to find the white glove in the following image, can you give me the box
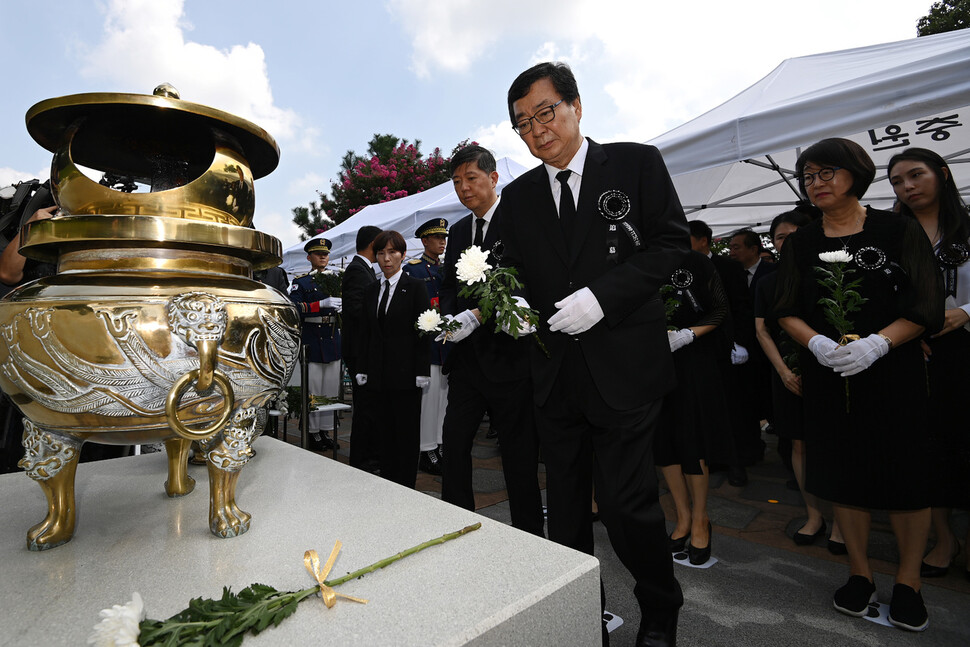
[828,333,890,376]
[435,309,480,343]
[667,328,695,352]
[416,376,431,389]
[355,373,367,386]
[548,287,604,335]
[319,297,342,313]
[730,343,749,365]
[500,296,536,337]
[807,335,841,368]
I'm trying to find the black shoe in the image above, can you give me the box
[308,435,334,452]
[667,532,689,553]
[418,449,442,475]
[827,538,848,555]
[688,523,712,565]
[888,583,928,632]
[832,575,876,617]
[920,542,960,578]
[636,610,678,647]
[728,466,748,487]
[793,520,826,546]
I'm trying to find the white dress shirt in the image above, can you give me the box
[377,268,403,316]
[544,137,589,216]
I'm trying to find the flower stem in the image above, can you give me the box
[325,523,481,587]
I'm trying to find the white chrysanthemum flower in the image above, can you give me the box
[416,309,443,332]
[455,246,492,284]
[88,592,145,647]
[818,250,853,264]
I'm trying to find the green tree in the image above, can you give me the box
[917,0,970,35]
[293,135,471,240]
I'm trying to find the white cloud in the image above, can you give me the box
[287,171,329,197]
[80,0,305,146]
[472,122,533,169]
[391,0,928,141]
[254,209,305,248]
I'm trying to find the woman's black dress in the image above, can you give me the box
[924,236,970,509]
[754,272,804,440]
[655,251,733,474]
[774,209,943,510]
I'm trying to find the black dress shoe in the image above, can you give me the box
[667,532,689,553]
[308,434,335,452]
[688,523,712,565]
[827,538,848,555]
[793,520,826,546]
[637,610,678,647]
[728,465,748,487]
[418,449,442,475]
[920,542,960,578]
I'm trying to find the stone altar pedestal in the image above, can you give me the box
[0,437,600,645]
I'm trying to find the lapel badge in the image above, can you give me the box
[598,190,631,221]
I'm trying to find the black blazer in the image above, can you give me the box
[358,271,431,391]
[341,255,378,366]
[500,139,690,409]
[439,204,530,382]
[710,254,749,353]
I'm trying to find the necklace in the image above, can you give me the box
[821,211,865,252]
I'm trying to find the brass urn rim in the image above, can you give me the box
[26,91,279,179]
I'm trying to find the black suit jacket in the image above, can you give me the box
[710,254,749,354]
[341,255,377,368]
[358,271,431,391]
[500,139,689,409]
[439,204,530,382]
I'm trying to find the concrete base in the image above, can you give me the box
[1,437,599,646]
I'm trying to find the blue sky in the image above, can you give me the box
[1,0,929,252]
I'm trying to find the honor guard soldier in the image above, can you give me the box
[289,237,343,452]
[403,218,449,474]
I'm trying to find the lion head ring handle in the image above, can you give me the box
[165,367,235,441]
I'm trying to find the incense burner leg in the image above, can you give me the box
[19,420,82,551]
[164,437,196,497]
[204,406,257,538]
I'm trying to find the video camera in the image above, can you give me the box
[0,179,55,252]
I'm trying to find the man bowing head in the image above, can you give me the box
[500,62,690,647]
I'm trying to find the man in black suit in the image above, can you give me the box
[500,62,687,647]
[727,228,777,467]
[342,225,382,471]
[438,145,544,536]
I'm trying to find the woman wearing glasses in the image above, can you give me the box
[888,147,970,583]
[775,138,942,631]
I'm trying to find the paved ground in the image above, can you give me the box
[277,411,970,647]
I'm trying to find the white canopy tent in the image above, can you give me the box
[648,29,970,237]
[281,156,529,279]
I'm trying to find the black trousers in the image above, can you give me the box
[346,359,380,470]
[536,345,683,620]
[371,387,421,488]
[440,357,544,536]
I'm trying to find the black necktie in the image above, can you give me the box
[378,279,389,326]
[474,217,485,247]
[557,170,576,242]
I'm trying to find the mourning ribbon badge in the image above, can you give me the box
[598,190,642,262]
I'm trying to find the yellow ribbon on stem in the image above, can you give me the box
[304,541,369,608]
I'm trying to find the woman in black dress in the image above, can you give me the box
[888,147,970,581]
[775,138,942,631]
[755,210,846,551]
[355,230,431,488]
[655,250,732,565]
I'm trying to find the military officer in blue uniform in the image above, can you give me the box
[289,237,343,452]
[403,218,449,474]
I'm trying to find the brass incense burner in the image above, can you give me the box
[1,85,300,550]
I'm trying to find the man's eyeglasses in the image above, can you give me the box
[801,166,842,186]
[512,99,564,136]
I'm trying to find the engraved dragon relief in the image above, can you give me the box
[0,301,299,419]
